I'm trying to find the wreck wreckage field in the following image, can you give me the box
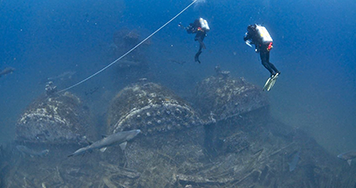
[1,72,356,188]
[1,0,356,187]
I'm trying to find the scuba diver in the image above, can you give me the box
[179,18,210,64]
[244,24,280,78]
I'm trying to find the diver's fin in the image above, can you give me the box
[101,135,107,138]
[263,73,279,91]
[120,142,127,151]
[347,159,352,166]
[263,77,272,91]
[273,73,279,79]
[267,76,277,91]
[100,147,107,152]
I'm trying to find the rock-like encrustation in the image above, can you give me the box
[193,74,269,122]
[15,92,93,144]
[3,73,356,188]
[107,82,202,135]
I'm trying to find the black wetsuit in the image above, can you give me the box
[244,25,280,76]
[186,19,208,64]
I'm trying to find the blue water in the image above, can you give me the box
[0,0,355,155]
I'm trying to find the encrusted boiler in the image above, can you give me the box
[107,82,202,135]
[15,92,93,145]
[192,69,269,122]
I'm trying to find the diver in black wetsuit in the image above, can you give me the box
[244,24,280,77]
[179,18,210,64]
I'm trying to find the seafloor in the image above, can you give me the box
[1,71,356,188]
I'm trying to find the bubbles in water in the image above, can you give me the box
[194,0,206,8]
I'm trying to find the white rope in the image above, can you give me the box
[59,0,198,93]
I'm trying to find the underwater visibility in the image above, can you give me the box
[1,0,356,187]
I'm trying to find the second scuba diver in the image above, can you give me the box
[244,24,280,78]
[179,18,210,64]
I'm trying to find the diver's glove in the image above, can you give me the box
[243,32,249,41]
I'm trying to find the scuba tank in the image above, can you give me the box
[256,25,272,43]
[199,18,210,31]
